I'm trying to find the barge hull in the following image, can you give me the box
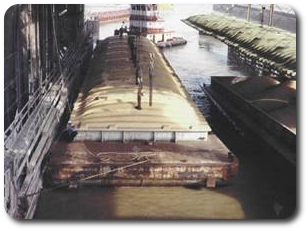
[46,134,238,188]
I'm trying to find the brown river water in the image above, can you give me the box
[34,5,296,219]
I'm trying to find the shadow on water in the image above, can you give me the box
[34,185,247,219]
[34,186,113,219]
[207,105,296,219]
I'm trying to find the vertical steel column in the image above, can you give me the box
[39,5,44,82]
[14,5,22,112]
[28,4,35,102]
[48,6,52,75]
[34,5,42,88]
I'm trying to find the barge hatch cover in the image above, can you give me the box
[70,36,211,141]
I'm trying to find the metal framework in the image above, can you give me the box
[4,4,95,219]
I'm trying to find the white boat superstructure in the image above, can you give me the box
[129,4,173,43]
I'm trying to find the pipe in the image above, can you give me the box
[269,4,274,26]
[246,4,251,22]
[260,5,266,26]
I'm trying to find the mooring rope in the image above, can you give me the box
[21,140,157,198]
[21,155,152,198]
[81,142,156,162]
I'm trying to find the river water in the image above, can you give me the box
[34,5,296,219]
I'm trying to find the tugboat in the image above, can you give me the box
[129,4,187,48]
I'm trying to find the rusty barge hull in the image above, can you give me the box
[46,134,238,188]
[48,163,237,187]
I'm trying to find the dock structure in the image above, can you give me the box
[70,36,211,142]
[4,4,95,219]
[46,35,238,187]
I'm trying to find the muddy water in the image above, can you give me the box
[34,5,296,219]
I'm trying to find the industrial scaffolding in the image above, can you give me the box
[4,4,96,219]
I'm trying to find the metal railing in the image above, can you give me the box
[4,21,93,151]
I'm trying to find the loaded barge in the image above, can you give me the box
[183,13,296,165]
[183,14,296,79]
[203,76,296,165]
[45,35,238,188]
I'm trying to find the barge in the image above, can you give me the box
[44,35,238,188]
[86,5,131,23]
[183,14,296,79]
[203,76,296,165]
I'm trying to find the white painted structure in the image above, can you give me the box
[129,4,172,43]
